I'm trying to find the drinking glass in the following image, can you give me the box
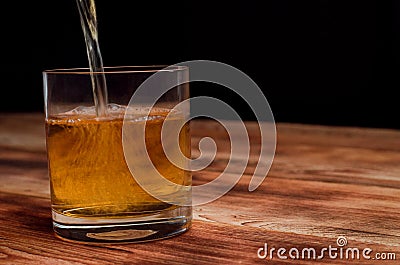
[43,66,191,243]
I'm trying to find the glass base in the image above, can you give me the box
[52,206,192,243]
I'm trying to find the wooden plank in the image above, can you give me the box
[0,113,399,264]
[1,192,398,265]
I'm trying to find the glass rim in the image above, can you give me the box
[43,65,188,74]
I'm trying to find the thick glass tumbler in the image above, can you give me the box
[43,66,191,243]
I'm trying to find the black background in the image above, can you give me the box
[2,1,399,129]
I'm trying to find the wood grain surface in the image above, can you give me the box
[0,113,399,264]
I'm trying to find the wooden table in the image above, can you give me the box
[0,113,399,264]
